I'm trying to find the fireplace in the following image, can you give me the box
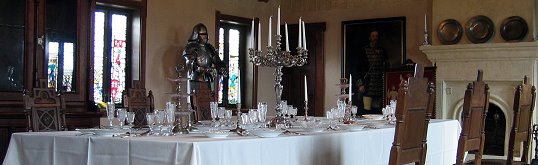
[421,42,538,156]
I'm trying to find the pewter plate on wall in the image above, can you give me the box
[465,15,494,44]
[437,19,463,45]
[500,16,528,42]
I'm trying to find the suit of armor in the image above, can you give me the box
[182,23,226,93]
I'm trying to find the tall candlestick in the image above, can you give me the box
[251,19,255,48]
[298,17,302,47]
[348,74,352,102]
[302,21,307,50]
[258,22,261,50]
[304,75,308,101]
[285,23,289,51]
[277,6,280,35]
[268,16,272,47]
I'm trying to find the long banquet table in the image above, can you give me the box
[3,119,460,165]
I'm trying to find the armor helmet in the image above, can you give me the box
[190,23,209,44]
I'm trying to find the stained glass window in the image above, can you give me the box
[110,14,127,104]
[63,43,74,91]
[93,8,129,104]
[218,28,224,104]
[228,29,240,104]
[93,11,105,103]
[216,22,246,107]
[47,42,59,89]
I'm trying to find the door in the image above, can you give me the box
[282,22,325,116]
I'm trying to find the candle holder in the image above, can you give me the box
[422,30,430,46]
[249,34,308,127]
[230,103,245,133]
[303,100,310,121]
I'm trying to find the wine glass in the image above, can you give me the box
[126,112,135,127]
[116,108,127,129]
[154,110,166,135]
[146,113,156,135]
[351,106,358,119]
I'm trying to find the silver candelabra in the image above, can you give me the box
[249,34,308,123]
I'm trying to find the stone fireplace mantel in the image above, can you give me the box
[421,42,538,155]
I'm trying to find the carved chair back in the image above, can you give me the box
[506,76,536,165]
[192,81,216,121]
[389,64,435,165]
[455,70,490,165]
[123,80,154,127]
[24,79,66,132]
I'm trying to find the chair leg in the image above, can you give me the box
[522,141,529,164]
[456,137,467,165]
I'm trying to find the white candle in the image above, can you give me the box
[237,78,241,104]
[348,74,352,102]
[424,14,427,32]
[186,80,191,103]
[251,19,255,48]
[258,22,261,50]
[302,21,307,50]
[277,6,280,35]
[304,75,308,101]
[285,23,289,51]
[268,16,272,47]
[298,17,302,48]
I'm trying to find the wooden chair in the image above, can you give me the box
[192,81,216,121]
[506,76,536,164]
[455,70,490,165]
[480,76,537,165]
[123,80,154,127]
[23,79,66,132]
[389,64,436,165]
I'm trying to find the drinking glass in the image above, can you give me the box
[248,109,258,124]
[217,107,225,121]
[351,106,358,119]
[126,112,135,127]
[146,113,155,135]
[106,102,115,127]
[224,110,233,125]
[280,100,288,116]
[116,108,127,129]
[154,110,166,135]
[210,102,218,122]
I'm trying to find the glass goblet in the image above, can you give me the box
[116,108,127,129]
[126,112,135,127]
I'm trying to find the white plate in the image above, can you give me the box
[304,127,325,132]
[251,130,283,138]
[77,128,128,137]
[339,124,366,131]
[363,114,384,120]
[204,131,232,138]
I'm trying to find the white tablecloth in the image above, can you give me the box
[3,119,460,165]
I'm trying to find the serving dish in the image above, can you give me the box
[437,19,463,45]
[465,15,494,44]
[500,16,528,42]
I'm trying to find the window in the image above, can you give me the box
[217,22,248,107]
[93,7,132,104]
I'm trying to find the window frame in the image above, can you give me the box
[92,4,136,105]
[216,13,252,108]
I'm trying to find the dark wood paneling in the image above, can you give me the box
[282,22,326,117]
